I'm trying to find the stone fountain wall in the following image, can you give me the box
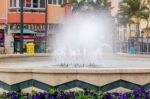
[0,68,149,93]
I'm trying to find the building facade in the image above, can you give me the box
[0,0,117,54]
[117,0,150,54]
[0,0,71,54]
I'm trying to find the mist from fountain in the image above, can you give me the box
[51,4,115,67]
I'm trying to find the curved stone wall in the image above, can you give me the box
[0,68,149,92]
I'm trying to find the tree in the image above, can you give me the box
[61,0,110,12]
[139,6,150,36]
[118,0,142,37]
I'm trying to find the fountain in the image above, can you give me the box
[52,3,115,67]
[0,1,150,93]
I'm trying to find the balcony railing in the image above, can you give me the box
[9,7,45,12]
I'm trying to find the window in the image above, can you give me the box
[48,0,53,4]
[14,0,16,7]
[26,0,31,7]
[63,0,67,4]
[53,0,57,5]
[26,3,31,7]
[40,0,45,8]
[10,0,17,7]
[10,0,46,12]
[10,0,24,8]
[23,0,25,7]
[33,0,38,8]
[15,0,20,7]
[48,0,67,5]
[58,0,63,5]
[10,0,13,7]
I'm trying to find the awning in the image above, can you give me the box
[14,28,37,34]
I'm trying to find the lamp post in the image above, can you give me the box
[114,18,118,53]
[141,30,144,54]
[20,0,24,54]
[45,0,48,53]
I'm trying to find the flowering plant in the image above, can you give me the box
[0,87,149,99]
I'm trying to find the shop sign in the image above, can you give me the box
[14,35,36,39]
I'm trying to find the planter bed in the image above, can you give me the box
[0,87,149,99]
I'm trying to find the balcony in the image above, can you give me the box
[9,7,45,12]
[8,12,45,24]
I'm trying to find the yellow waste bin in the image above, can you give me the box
[26,43,35,54]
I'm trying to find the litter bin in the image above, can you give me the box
[26,43,35,54]
[129,47,135,55]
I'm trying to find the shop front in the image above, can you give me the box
[0,29,4,54]
[13,29,37,53]
[35,32,46,53]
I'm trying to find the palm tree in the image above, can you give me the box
[139,6,150,36]
[118,0,140,37]
[117,0,138,52]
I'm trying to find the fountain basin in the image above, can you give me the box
[0,54,149,92]
[0,67,150,92]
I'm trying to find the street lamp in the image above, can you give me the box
[141,30,144,54]
[114,18,118,53]
[45,0,48,53]
[20,0,24,54]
